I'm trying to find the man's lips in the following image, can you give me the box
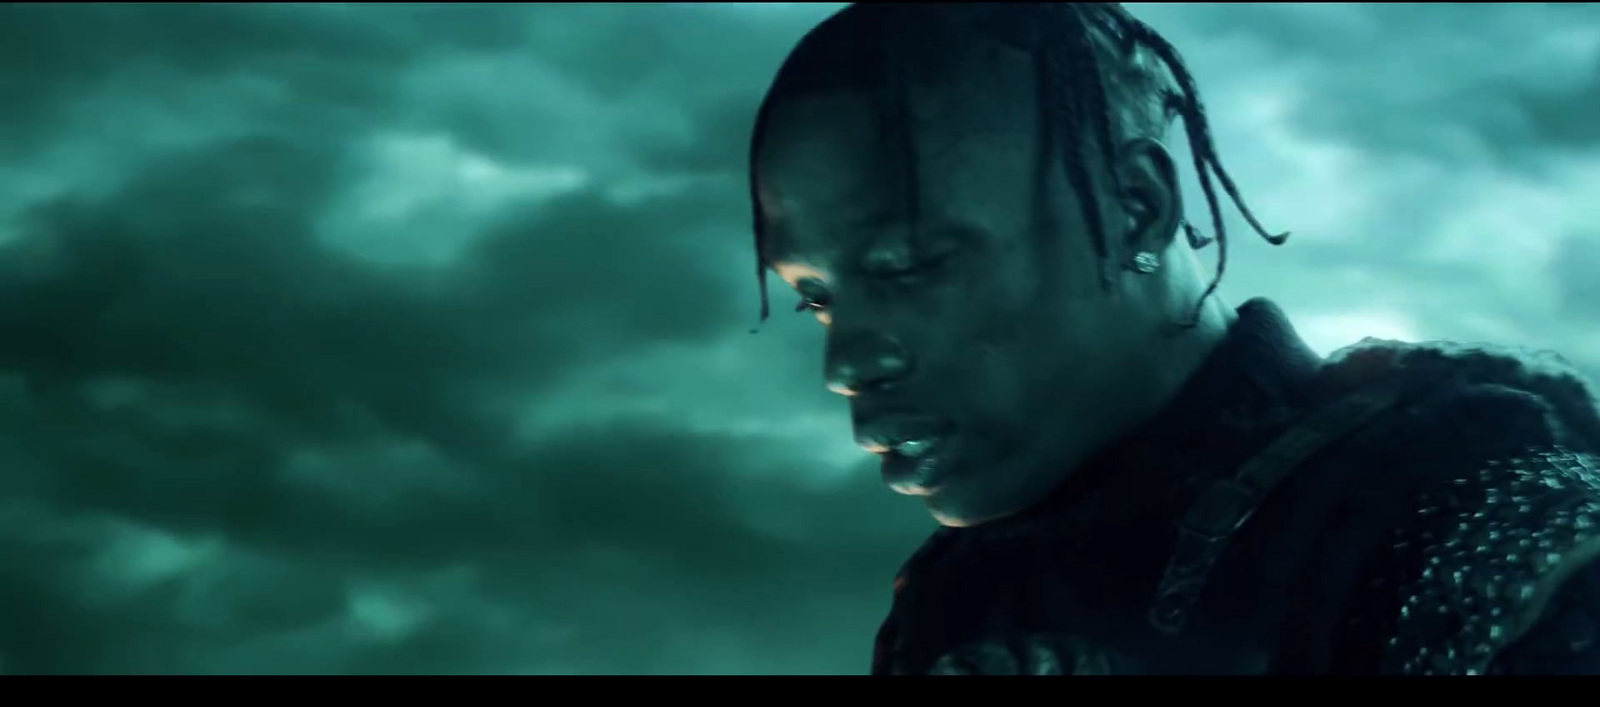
[853,417,951,456]
[854,416,957,494]
[882,440,952,495]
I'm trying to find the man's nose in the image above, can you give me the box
[824,333,913,397]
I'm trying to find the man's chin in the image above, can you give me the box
[918,460,1058,528]
[889,434,1071,527]
[928,504,1013,528]
[929,507,979,528]
[923,489,1026,528]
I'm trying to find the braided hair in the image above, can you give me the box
[749,3,1288,326]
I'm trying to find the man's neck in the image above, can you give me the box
[1133,293,1238,435]
[970,299,1316,532]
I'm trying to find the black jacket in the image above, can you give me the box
[872,299,1600,675]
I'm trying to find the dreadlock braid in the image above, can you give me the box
[1048,3,1291,326]
[881,9,923,251]
[749,3,1289,328]
[751,98,774,323]
[1110,13,1289,325]
[1118,16,1289,245]
[1037,4,1119,287]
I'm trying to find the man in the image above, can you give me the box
[747,3,1600,674]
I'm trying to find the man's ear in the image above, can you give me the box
[1114,137,1182,256]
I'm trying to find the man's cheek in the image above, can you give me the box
[970,340,1030,415]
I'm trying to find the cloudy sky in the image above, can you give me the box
[0,3,1597,675]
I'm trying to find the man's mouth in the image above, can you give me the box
[888,438,938,458]
[857,436,940,457]
[855,419,957,495]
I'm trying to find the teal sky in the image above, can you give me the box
[1,3,1597,674]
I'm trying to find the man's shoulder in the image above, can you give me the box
[1318,337,1600,454]
[1381,446,1600,674]
[1306,337,1600,674]
[1300,337,1600,500]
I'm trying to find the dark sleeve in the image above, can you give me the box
[1489,558,1600,675]
[1376,445,1600,675]
[1322,380,1600,675]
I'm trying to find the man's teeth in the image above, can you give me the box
[894,439,935,457]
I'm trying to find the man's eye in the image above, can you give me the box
[793,283,832,313]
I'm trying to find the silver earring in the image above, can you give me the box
[1131,251,1160,274]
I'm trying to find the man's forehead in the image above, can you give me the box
[759,39,1038,168]
[755,38,1046,266]
[758,77,1039,256]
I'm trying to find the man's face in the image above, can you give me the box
[756,46,1149,526]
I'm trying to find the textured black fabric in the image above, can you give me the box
[1494,563,1600,675]
[871,298,1600,675]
